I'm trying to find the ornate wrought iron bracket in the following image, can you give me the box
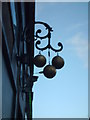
[34,21,63,52]
[16,21,64,79]
[21,21,63,52]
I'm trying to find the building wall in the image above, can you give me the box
[2,2,19,118]
[0,1,2,119]
[2,2,35,119]
[2,55,16,118]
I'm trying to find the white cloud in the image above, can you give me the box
[65,23,85,33]
[67,33,88,68]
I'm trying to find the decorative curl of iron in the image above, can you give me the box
[16,21,64,79]
[22,21,63,52]
[34,21,63,52]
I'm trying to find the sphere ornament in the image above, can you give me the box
[43,65,56,78]
[34,55,46,67]
[52,56,64,69]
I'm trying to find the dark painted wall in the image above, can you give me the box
[2,2,35,119]
[2,55,16,118]
[2,2,17,118]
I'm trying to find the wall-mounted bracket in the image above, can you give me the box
[21,75,38,93]
[16,54,30,65]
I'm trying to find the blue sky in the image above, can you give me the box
[33,2,88,118]
[0,1,89,120]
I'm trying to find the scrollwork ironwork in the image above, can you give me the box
[35,21,53,40]
[34,21,63,52]
[22,21,63,53]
